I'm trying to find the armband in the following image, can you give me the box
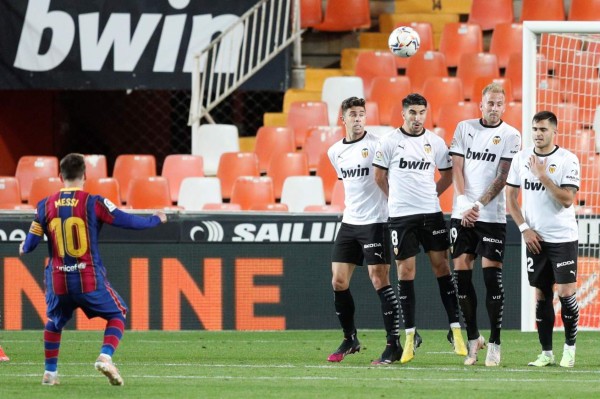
[518,223,530,233]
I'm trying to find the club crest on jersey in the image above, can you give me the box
[361,148,369,158]
[424,144,432,154]
[492,136,501,145]
[548,164,557,174]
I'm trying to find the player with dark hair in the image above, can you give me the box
[449,83,521,366]
[507,111,580,368]
[19,153,167,385]
[327,97,402,365]
[373,93,467,364]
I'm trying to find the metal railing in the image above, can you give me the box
[189,0,302,126]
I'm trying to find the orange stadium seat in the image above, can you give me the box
[267,152,309,199]
[300,0,323,28]
[406,51,448,93]
[217,152,260,200]
[254,126,296,173]
[316,152,339,204]
[520,0,565,21]
[471,77,513,104]
[202,203,242,211]
[468,0,514,31]
[127,177,172,209]
[422,77,464,126]
[368,76,411,126]
[489,23,523,69]
[28,177,63,205]
[230,176,275,210]
[161,154,204,202]
[249,203,289,212]
[330,179,345,209]
[457,53,500,101]
[286,101,329,148]
[83,154,107,180]
[283,89,322,113]
[392,22,434,70]
[303,126,343,171]
[0,177,22,205]
[313,0,370,32]
[439,23,483,68]
[568,0,600,21]
[503,102,523,132]
[436,102,480,137]
[84,177,122,205]
[354,51,398,98]
[304,204,343,213]
[15,156,59,202]
[112,154,156,204]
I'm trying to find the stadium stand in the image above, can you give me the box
[230,176,275,210]
[112,154,156,204]
[280,176,326,212]
[161,154,204,203]
[217,152,260,200]
[254,126,296,173]
[15,156,58,202]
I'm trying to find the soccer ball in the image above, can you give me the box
[388,26,420,58]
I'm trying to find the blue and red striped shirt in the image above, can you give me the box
[22,188,161,295]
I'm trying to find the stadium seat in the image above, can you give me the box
[0,177,22,205]
[313,0,371,32]
[303,126,343,171]
[354,51,398,98]
[217,152,260,200]
[267,152,310,199]
[84,154,108,180]
[405,51,448,93]
[439,23,483,68]
[84,177,122,205]
[254,126,296,173]
[422,77,464,126]
[321,77,365,126]
[471,77,513,104]
[191,124,239,176]
[520,0,565,21]
[330,179,345,208]
[340,48,372,74]
[263,112,287,127]
[316,152,339,204]
[127,177,173,209]
[468,0,513,31]
[505,53,523,101]
[489,23,523,69]
[391,22,434,70]
[283,89,322,113]
[280,176,326,212]
[300,0,323,28]
[161,154,204,202]
[432,127,449,146]
[568,0,600,21]
[177,177,222,211]
[456,53,500,101]
[202,203,242,211]
[0,203,34,210]
[286,101,329,148]
[503,102,523,132]
[304,68,344,91]
[249,203,289,212]
[436,102,480,137]
[112,154,156,204]
[230,176,275,210]
[15,156,59,202]
[304,204,343,213]
[28,177,63,205]
[368,76,411,126]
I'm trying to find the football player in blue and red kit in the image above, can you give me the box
[19,153,167,386]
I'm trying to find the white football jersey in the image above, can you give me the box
[449,119,521,223]
[507,146,580,242]
[372,128,452,217]
[328,132,388,224]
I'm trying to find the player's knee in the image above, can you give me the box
[430,261,450,277]
[332,276,349,291]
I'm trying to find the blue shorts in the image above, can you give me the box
[45,278,128,330]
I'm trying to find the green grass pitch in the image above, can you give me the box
[1,330,599,398]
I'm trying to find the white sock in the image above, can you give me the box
[405,327,416,334]
[450,322,461,329]
[542,350,553,357]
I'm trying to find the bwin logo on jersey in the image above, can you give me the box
[399,158,431,170]
[466,148,496,162]
[524,179,545,191]
[492,136,501,145]
[424,144,432,154]
[190,221,224,242]
[341,165,369,178]
[549,164,557,174]
[361,148,369,158]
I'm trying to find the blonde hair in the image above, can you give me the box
[482,82,505,98]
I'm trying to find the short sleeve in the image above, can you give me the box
[561,153,580,189]
[501,130,521,160]
[372,137,392,169]
[449,123,465,156]
[433,137,452,170]
[506,151,522,186]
